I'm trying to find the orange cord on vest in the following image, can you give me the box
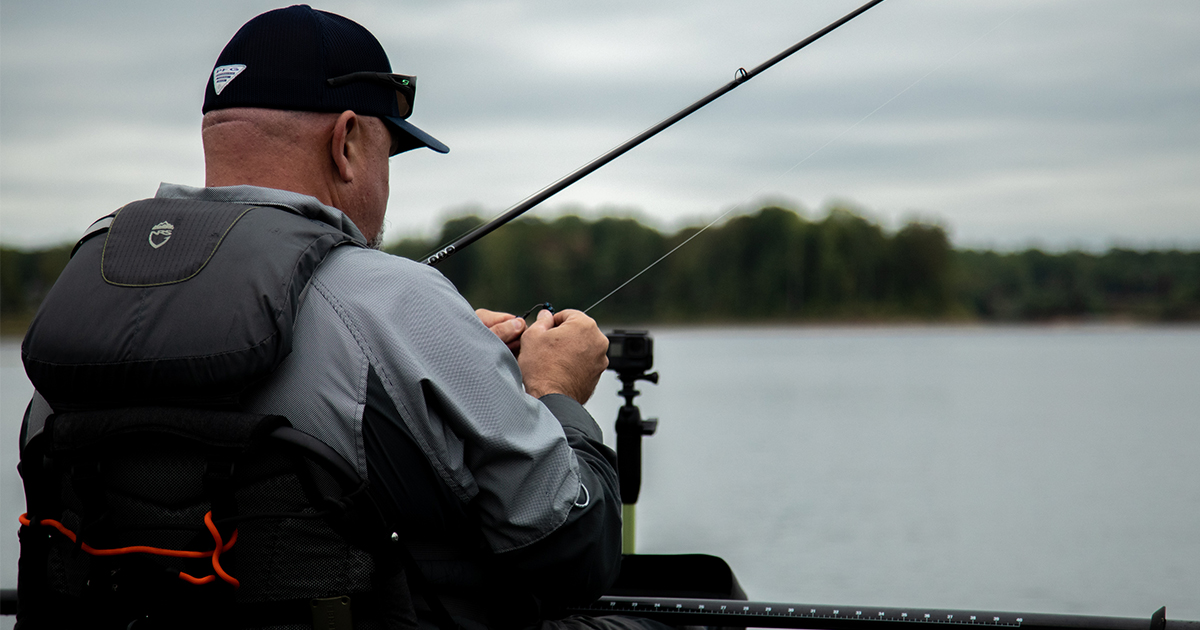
[19,511,240,588]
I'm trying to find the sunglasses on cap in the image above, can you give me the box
[327,71,417,119]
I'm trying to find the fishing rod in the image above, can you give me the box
[421,0,888,266]
[568,597,1200,630]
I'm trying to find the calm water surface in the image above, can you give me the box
[3,326,1198,624]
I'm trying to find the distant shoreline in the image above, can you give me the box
[8,208,1199,331]
[6,318,1199,343]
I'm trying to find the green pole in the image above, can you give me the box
[622,504,637,554]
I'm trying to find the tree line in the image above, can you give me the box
[388,205,1200,324]
[3,205,1198,334]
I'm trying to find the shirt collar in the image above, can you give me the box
[154,183,369,245]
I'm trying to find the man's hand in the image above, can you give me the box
[518,309,609,404]
[476,308,527,352]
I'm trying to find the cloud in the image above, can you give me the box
[2,0,1198,250]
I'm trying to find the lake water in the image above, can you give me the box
[2,326,1198,625]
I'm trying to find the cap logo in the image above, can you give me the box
[148,221,174,249]
[212,64,247,95]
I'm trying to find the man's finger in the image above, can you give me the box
[491,317,526,345]
[552,308,593,328]
[476,308,517,328]
[530,307,555,331]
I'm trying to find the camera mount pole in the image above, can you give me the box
[616,368,658,553]
[607,331,659,554]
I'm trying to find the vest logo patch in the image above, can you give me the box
[212,64,246,95]
[148,221,174,249]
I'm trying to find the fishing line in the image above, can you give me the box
[522,301,555,322]
[583,6,1024,315]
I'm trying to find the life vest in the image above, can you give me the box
[18,198,420,629]
[22,196,359,411]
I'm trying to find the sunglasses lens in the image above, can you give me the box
[396,91,413,119]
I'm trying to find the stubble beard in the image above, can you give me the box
[367,226,385,250]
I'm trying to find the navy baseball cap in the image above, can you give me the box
[203,5,448,156]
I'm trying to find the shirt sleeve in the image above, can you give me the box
[502,393,623,609]
[319,249,620,563]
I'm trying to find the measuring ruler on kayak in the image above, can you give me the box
[569,597,1192,630]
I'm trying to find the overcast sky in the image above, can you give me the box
[2,0,1198,251]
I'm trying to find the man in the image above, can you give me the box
[19,6,647,629]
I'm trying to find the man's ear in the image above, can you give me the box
[331,110,360,183]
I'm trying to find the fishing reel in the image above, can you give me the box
[606,330,658,508]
